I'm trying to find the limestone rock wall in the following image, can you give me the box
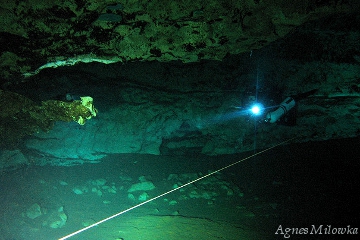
[20,58,360,165]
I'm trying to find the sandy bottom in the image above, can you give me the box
[1,138,359,240]
[0,152,276,240]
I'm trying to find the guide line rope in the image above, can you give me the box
[58,137,297,240]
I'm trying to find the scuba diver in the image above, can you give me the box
[263,89,318,126]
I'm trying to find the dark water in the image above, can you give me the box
[0,137,359,240]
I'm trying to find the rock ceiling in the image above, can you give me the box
[0,0,359,80]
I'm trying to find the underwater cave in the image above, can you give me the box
[1,1,360,239]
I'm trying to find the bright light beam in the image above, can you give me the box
[250,103,263,116]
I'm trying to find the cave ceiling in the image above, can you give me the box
[0,0,359,80]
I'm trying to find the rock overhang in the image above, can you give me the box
[1,0,360,81]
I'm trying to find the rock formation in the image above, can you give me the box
[1,0,360,168]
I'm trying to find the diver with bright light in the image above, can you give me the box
[264,96,296,123]
[263,89,318,125]
[246,89,318,125]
